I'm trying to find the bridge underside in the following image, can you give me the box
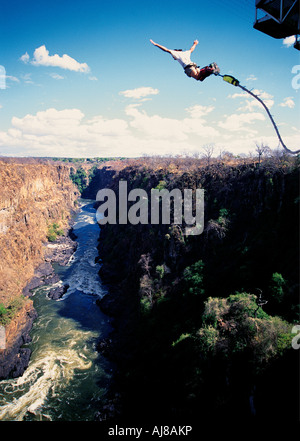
[254,0,299,45]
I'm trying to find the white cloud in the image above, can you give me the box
[120,87,159,100]
[228,92,247,99]
[0,108,132,157]
[125,103,219,140]
[0,99,298,158]
[6,75,20,83]
[26,45,90,73]
[11,108,85,135]
[254,90,274,108]
[235,89,274,112]
[50,73,64,80]
[125,103,188,141]
[21,73,34,84]
[228,89,274,110]
[279,97,295,108]
[185,104,214,120]
[0,103,220,157]
[283,36,296,47]
[246,74,257,81]
[218,112,265,133]
[89,76,98,81]
[20,52,30,63]
[85,115,129,136]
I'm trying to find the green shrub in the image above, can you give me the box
[269,272,286,304]
[140,296,152,315]
[0,296,26,326]
[70,167,88,193]
[183,260,205,296]
[196,293,292,367]
[0,303,9,326]
[154,180,167,191]
[47,222,64,242]
[196,325,219,355]
[172,333,191,347]
[156,265,165,280]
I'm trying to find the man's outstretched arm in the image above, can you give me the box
[150,39,172,54]
[189,40,199,53]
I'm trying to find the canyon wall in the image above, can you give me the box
[95,156,299,423]
[0,159,79,378]
[0,155,298,422]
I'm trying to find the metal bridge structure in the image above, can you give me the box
[254,0,300,49]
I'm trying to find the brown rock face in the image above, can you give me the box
[0,301,37,379]
[0,159,79,379]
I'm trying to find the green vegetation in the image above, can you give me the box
[69,163,112,194]
[269,272,286,304]
[140,295,152,315]
[197,293,292,365]
[0,296,27,326]
[154,180,167,190]
[183,260,205,296]
[172,333,191,347]
[47,222,64,242]
[70,167,88,193]
[155,265,165,280]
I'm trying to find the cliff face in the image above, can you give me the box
[0,301,37,379]
[81,160,130,199]
[95,157,299,423]
[98,158,299,308]
[0,159,79,378]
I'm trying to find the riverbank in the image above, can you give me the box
[0,159,79,381]
[0,221,78,380]
[0,200,114,421]
[24,229,78,300]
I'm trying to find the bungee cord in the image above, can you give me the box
[218,73,300,155]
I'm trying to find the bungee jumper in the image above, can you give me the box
[150,39,220,81]
[150,39,299,155]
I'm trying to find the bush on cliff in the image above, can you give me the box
[196,293,292,366]
[183,260,205,296]
[0,296,27,326]
[47,222,64,242]
[70,167,88,193]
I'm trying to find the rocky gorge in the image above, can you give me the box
[0,158,79,379]
[93,155,299,424]
[0,155,299,426]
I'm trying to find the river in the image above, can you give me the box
[0,200,112,421]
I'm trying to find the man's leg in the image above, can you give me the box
[197,63,220,81]
[188,67,201,80]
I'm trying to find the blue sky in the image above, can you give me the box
[0,0,299,157]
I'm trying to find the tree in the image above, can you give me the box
[138,253,152,277]
[183,260,205,296]
[70,167,88,193]
[269,272,286,305]
[201,144,215,166]
[196,293,292,366]
[255,142,271,164]
[218,150,234,163]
